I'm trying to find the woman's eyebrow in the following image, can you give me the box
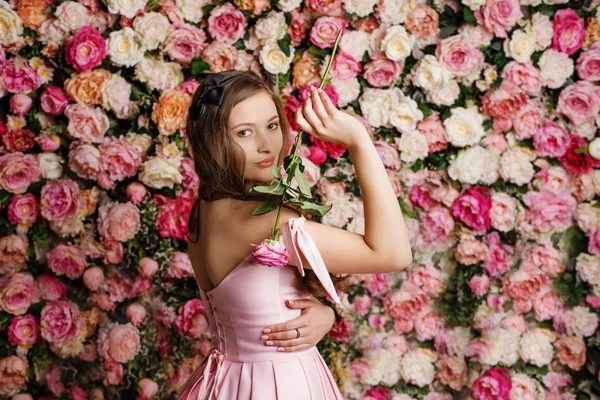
[231,115,279,130]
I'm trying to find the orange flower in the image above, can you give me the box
[64,69,112,105]
[17,0,54,30]
[151,89,192,136]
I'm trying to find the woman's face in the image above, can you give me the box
[228,91,284,186]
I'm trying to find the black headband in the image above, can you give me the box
[195,73,237,116]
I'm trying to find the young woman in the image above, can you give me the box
[179,70,412,399]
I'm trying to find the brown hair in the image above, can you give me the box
[186,70,349,300]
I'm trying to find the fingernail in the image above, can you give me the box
[263,328,271,333]
[278,347,285,352]
[318,88,323,93]
[311,86,315,91]
[287,300,294,304]
[261,335,268,340]
[266,341,273,346]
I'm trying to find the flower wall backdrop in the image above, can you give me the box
[1,0,600,399]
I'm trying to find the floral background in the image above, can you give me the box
[1,0,600,398]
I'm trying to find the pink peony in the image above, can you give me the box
[40,86,69,116]
[0,235,28,275]
[559,135,596,175]
[138,378,159,400]
[164,21,208,65]
[0,273,37,316]
[40,179,84,223]
[97,202,141,242]
[252,238,290,268]
[175,299,208,338]
[0,152,41,194]
[552,8,585,56]
[417,114,448,154]
[47,244,87,279]
[64,26,107,72]
[470,275,491,296]
[0,58,42,94]
[0,355,29,398]
[533,122,570,158]
[207,3,247,45]
[64,103,109,143]
[35,274,69,301]
[329,317,353,342]
[83,266,105,291]
[68,142,103,180]
[420,207,455,249]
[331,52,361,80]
[480,0,522,38]
[589,228,600,255]
[383,282,428,322]
[310,17,347,49]
[166,252,194,279]
[363,56,403,88]
[451,186,492,231]
[501,61,542,97]
[103,360,124,386]
[512,102,542,141]
[522,189,577,233]
[437,35,484,78]
[577,43,600,81]
[483,232,512,277]
[481,80,527,120]
[557,81,600,127]
[472,367,512,400]
[503,264,547,302]
[99,136,143,187]
[180,158,200,191]
[97,322,141,363]
[126,303,147,327]
[305,0,343,16]
[153,192,195,241]
[40,301,82,345]
[1,128,35,152]
[408,262,444,297]
[10,94,33,115]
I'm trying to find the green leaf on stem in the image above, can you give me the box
[252,197,279,216]
[271,165,282,179]
[463,7,477,23]
[299,201,332,216]
[294,168,312,198]
[250,182,286,195]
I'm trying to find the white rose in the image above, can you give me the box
[106,0,148,19]
[448,145,500,185]
[132,12,170,50]
[330,77,361,108]
[39,18,69,47]
[588,137,600,160]
[414,55,451,91]
[500,148,535,186]
[259,43,294,74]
[377,0,416,25]
[530,12,553,51]
[428,80,461,106]
[400,348,437,387]
[363,347,403,386]
[504,30,536,63]
[55,1,91,32]
[574,203,600,234]
[343,0,378,17]
[176,0,209,23]
[321,198,356,228]
[276,0,303,12]
[139,157,182,189]
[135,58,184,92]
[106,27,145,68]
[395,131,429,164]
[38,153,64,180]
[0,0,23,46]
[480,328,520,366]
[254,11,287,42]
[462,0,485,10]
[102,74,138,120]
[510,374,540,400]
[390,89,423,133]
[443,106,486,147]
[519,328,555,367]
[564,306,599,338]
[445,326,473,358]
[539,49,574,89]
[359,88,395,128]
[340,30,370,61]
[381,25,415,62]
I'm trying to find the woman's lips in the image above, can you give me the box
[255,157,275,168]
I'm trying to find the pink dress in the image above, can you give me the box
[178,216,344,400]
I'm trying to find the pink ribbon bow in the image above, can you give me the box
[179,348,226,400]
[281,216,341,304]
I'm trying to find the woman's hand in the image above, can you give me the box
[260,297,335,353]
[295,86,368,149]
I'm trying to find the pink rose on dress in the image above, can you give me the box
[97,202,140,242]
[557,81,600,127]
[97,322,141,363]
[480,0,522,38]
[0,273,37,316]
[533,122,570,158]
[47,244,87,280]
[363,56,403,88]
[252,238,290,268]
[577,44,600,81]
[164,21,208,65]
[65,26,107,71]
[175,299,208,338]
[552,8,585,56]
[472,367,512,400]
[0,58,42,94]
[436,35,484,78]
[0,152,41,195]
[207,3,247,45]
[451,186,492,231]
[310,17,346,49]
[8,314,40,352]
[40,179,84,223]
[40,86,69,116]
[0,234,28,275]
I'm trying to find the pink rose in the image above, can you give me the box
[555,336,586,370]
[97,202,140,242]
[577,44,600,81]
[252,238,289,268]
[97,322,141,363]
[138,378,159,400]
[559,135,596,175]
[0,235,28,275]
[523,242,563,277]
[126,303,147,327]
[472,367,512,400]
[0,152,41,194]
[10,94,33,115]
[37,133,61,152]
[363,387,393,400]
[383,283,428,321]
[99,136,142,187]
[35,274,69,301]
[126,182,147,205]
[288,9,309,46]
[374,140,401,171]
[415,308,443,341]
[0,273,37,316]
[40,86,69,116]
[7,194,39,230]
[40,179,84,223]
[310,136,347,159]
[47,244,87,280]
[557,81,600,126]
[522,189,577,233]
[503,264,547,302]
[489,193,516,232]
[552,8,585,56]
[83,267,105,291]
[103,360,124,386]
[451,186,492,231]
[310,17,346,49]
[331,52,361,80]
[153,193,195,241]
[180,158,200,191]
[512,102,542,140]
[470,275,490,296]
[363,56,403,88]
[408,262,444,297]
[68,142,103,180]
[166,252,194,279]
[202,41,238,72]
[352,295,372,316]
[0,58,42,94]
[588,228,600,255]
[483,231,512,277]
[420,207,455,249]
[1,128,35,153]
[65,26,107,72]
[305,0,343,16]
[436,356,468,391]
[405,4,439,39]
[139,257,159,278]
[455,234,488,265]
[482,80,527,120]
[64,103,109,143]
[533,122,570,158]
[8,314,40,350]
[308,145,327,165]
[480,0,522,38]
[534,289,561,321]
[417,114,448,154]
[329,317,353,342]
[436,35,484,78]
[207,3,247,45]
[175,299,208,338]
[40,300,82,345]
[164,21,208,65]
[501,61,542,97]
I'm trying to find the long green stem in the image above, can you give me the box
[271,29,344,240]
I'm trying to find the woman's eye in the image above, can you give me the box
[268,122,279,130]
[238,130,251,137]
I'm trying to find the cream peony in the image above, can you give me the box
[38,153,64,180]
[390,91,424,134]
[339,30,370,61]
[413,55,452,92]
[519,328,555,367]
[176,0,209,23]
[504,30,536,63]
[106,0,148,18]
[139,157,182,189]
[395,131,429,164]
[343,0,379,17]
[135,58,184,92]
[400,348,437,387]
[539,49,574,89]
[499,148,535,186]
[0,0,23,46]
[106,28,145,68]
[443,106,486,147]
[381,25,415,62]
[259,43,294,74]
[448,145,500,185]
[132,12,170,51]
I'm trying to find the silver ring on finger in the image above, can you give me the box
[295,327,301,339]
